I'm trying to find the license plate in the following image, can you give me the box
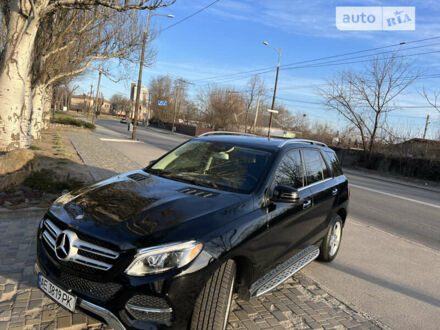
[38,274,76,312]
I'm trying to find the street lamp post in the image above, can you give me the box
[263,41,282,138]
[132,11,174,140]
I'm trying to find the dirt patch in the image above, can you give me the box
[1,127,94,210]
[0,149,35,175]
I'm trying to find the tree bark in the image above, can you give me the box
[0,9,39,151]
[42,86,53,129]
[31,84,46,139]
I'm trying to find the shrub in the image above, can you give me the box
[51,114,96,129]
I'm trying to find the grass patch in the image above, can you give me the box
[51,113,96,129]
[24,169,83,193]
[29,145,41,150]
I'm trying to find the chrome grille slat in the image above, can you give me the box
[42,218,119,271]
[70,255,112,271]
[44,219,61,237]
[42,231,56,249]
[73,242,119,259]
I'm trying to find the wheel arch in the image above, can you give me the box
[336,208,347,225]
[230,255,254,300]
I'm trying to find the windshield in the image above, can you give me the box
[146,140,272,194]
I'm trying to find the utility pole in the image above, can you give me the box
[132,11,173,140]
[263,41,282,138]
[88,85,93,119]
[93,71,102,124]
[172,82,180,133]
[252,92,262,133]
[132,10,151,140]
[423,114,430,139]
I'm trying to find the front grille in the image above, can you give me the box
[59,272,122,300]
[126,295,172,323]
[42,218,119,271]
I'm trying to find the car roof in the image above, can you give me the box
[194,135,330,152]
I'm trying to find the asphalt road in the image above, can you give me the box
[94,119,440,329]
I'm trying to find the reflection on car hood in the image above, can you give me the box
[48,171,251,249]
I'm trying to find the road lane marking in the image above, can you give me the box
[99,138,141,143]
[350,183,440,209]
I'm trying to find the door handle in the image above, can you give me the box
[302,200,312,209]
[332,188,338,196]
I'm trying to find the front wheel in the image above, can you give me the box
[319,215,343,262]
[190,260,236,330]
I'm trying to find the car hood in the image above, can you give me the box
[48,171,252,249]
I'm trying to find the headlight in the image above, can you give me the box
[125,241,203,276]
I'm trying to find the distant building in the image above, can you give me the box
[130,83,150,120]
[70,94,111,115]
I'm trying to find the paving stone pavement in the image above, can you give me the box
[67,132,140,181]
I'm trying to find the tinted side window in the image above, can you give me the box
[324,151,343,176]
[302,149,329,185]
[274,150,304,189]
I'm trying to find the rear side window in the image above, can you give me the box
[324,151,343,177]
[274,149,304,189]
[302,149,331,185]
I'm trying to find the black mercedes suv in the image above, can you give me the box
[35,132,349,330]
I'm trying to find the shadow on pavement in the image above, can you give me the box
[327,262,440,308]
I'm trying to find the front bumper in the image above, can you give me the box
[35,235,218,329]
[35,262,126,329]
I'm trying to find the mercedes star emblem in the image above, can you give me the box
[55,231,71,260]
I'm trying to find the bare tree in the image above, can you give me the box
[420,87,440,114]
[244,75,265,132]
[320,54,417,157]
[149,75,174,123]
[110,94,131,115]
[0,0,174,151]
[198,86,245,130]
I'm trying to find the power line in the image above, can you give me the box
[193,36,440,83]
[161,0,221,32]
[206,49,440,85]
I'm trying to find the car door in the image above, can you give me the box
[301,148,337,244]
[259,148,317,266]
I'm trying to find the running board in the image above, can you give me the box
[250,246,320,297]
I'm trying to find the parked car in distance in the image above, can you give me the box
[35,132,349,330]
[120,117,127,123]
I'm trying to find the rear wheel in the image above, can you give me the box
[319,215,343,262]
[190,260,236,330]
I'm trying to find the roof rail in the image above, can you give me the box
[279,139,328,148]
[198,131,257,137]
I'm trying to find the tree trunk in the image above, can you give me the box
[0,9,39,151]
[31,84,46,139]
[42,86,53,129]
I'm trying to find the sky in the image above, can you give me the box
[77,0,440,139]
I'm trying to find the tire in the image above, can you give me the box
[190,260,236,330]
[318,215,343,262]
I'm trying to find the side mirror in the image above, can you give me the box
[272,185,300,203]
